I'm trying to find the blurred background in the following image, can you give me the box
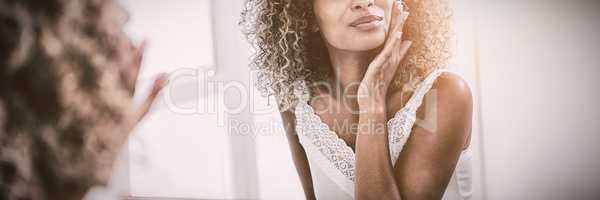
[86,0,600,199]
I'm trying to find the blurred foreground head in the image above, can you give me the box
[0,0,136,199]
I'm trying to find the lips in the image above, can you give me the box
[350,14,384,27]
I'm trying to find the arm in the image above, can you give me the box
[355,74,473,199]
[393,74,473,199]
[355,2,472,198]
[280,110,317,200]
[355,102,402,199]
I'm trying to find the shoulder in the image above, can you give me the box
[421,72,473,144]
[385,72,472,118]
[406,72,473,143]
[432,72,473,109]
[391,73,474,196]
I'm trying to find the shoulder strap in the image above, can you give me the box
[387,69,449,165]
[404,69,448,114]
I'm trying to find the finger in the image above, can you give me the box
[393,1,407,32]
[392,40,412,67]
[131,40,146,77]
[397,40,412,59]
[371,31,402,68]
[398,11,409,33]
[133,40,146,68]
[128,40,147,94]
[135,73,168,123]
[385,2,408,47]
[383,33,408,74]
[388,1,402,34]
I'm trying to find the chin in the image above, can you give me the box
[349,33,385,51]
[345,31,386,51]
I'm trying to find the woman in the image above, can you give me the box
[242,0,473,199]
[0,0,166,199]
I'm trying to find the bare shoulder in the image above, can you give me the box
[392,73,474,198]
[432,72,473,109]
[386,72,472,118]
[422,72,473,148]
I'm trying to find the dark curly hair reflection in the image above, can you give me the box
[0,0,135,199]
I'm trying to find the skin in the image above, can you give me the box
[280,0,472,199]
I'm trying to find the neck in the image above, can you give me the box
[326,45,377,99]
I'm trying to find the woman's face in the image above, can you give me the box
[313,0,395,51]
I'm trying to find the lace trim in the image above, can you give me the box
[295,102,357,181]
[301,137,356,198]
[405,69,448,114]
[295,69,447,182]
[386,109,415,165]
[388,69,448,164]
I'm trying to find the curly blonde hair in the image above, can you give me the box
[241,0,451,110]
[0,0,133,198]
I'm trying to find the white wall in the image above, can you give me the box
[474,0,600,199]
[449,0,486,199]
[89,0,260,199]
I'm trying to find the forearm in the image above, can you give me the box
[287,135,317,200]
[355,103,402,200]
[280,111,316,200]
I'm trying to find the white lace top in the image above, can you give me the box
[294,69,473,200]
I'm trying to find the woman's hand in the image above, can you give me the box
[357,2,411,110]
[121,40,168,123]
[354,2,411,199]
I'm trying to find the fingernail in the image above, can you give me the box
[396,32,403,39]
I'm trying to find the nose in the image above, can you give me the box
[351,0,373,11]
